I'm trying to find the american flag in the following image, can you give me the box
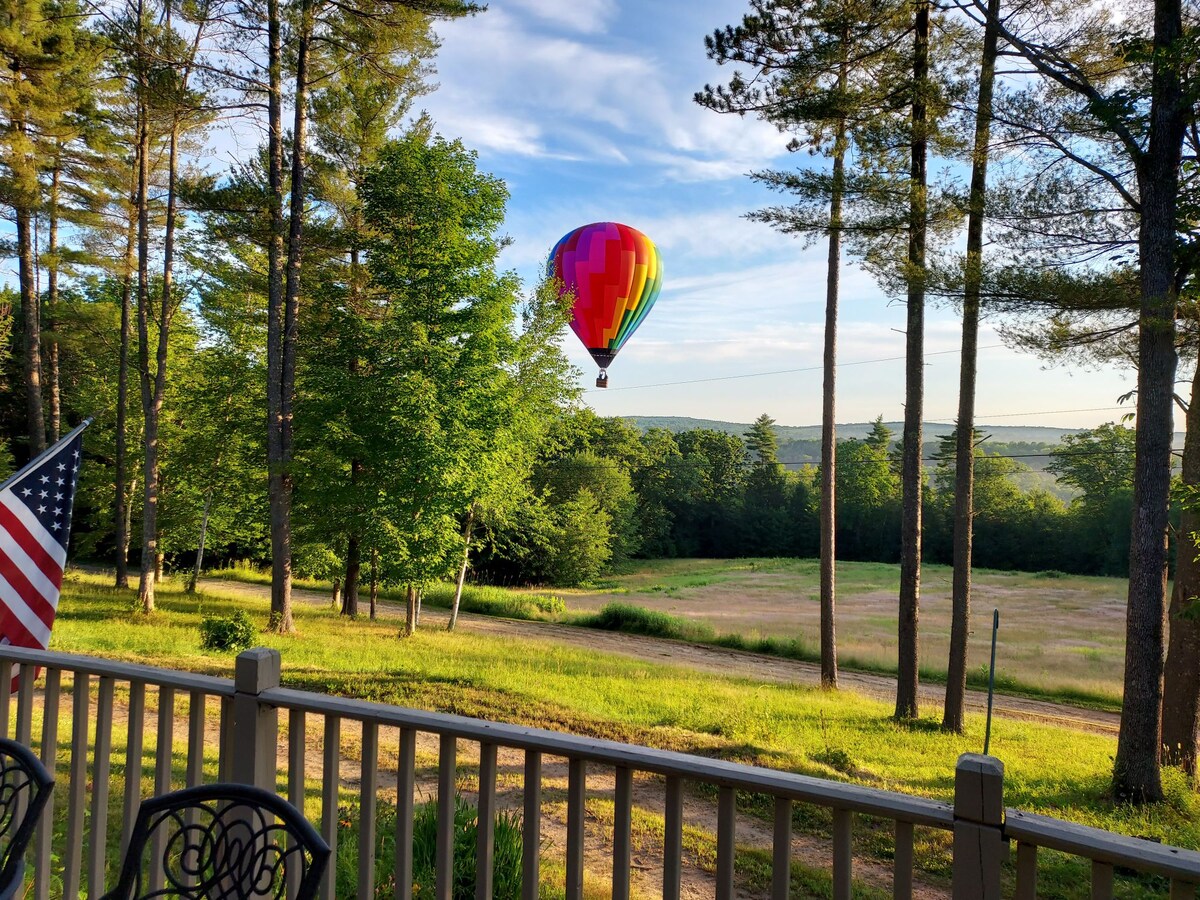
[0,421,89,660]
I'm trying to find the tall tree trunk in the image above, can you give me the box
[369,549,378,621]
[819,105,846,690]
[448,506,476,631]
[138,111,181,612]
[134,48,156,613]
[187,490,213,594]
[342,536,360,617]
[266,0,293,632]
[404,584,417,636]
[1162,359,1200,773]
[46,155,61,444]
[268,0,312,634]
[895,0,929,721]
[124,470,137,568]
[943,0,1000,734]
[17,205,44,457]
[1113,0,1185,805]
[115,199,135,589]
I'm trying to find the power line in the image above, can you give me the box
[585,344,1008,392]
[926,405,1131,422]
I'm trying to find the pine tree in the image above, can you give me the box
[943,0,1002,734]
[0,0,98,456]
[976,0,1191,798]
[699,0,910,689]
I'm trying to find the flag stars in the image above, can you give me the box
[39,475,49,484]
[20,489,31,498]
[54,493,62,501]
[53,508,61,516]
[38,490,48,499]
[51,522,61,530]
[55,478,64,487]
[36,505,46,514]
[56,462,65,472]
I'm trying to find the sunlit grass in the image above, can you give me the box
[53,573,1197,851]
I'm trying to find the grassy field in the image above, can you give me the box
[555,558,1131,706]
[209,556,1130,708]
[47,571,1199,898]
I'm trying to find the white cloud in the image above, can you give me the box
[506,0,618,34]
[424,5,790,178]
[431,109,551,157]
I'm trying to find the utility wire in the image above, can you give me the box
[585,344,1008,392]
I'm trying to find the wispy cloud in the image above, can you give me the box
[423,6,790,178]
[506,0,618,34]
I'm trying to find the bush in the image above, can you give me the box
[337,796,522,899]
[577,602,715,642]
[532,594,566,615]
[199,610,257,651]
[422,585,565,621]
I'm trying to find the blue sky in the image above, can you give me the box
[417,0,1140,430]
[0,0,1137,431]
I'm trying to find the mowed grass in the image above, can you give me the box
[572,558,1131,706]
[51,571,1199,897]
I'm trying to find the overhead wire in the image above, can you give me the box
[584,344,1010,392]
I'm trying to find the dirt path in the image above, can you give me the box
[201,578,1119,735]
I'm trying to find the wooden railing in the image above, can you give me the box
[0,643,1197,899]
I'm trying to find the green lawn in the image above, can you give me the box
[46,572,1199,898]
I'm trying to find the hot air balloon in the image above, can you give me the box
[549,222,662,388]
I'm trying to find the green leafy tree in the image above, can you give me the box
[361,132,526,634]
[1047,424,1137,510]
[836,433,900,560]
[545,489,612,587]
[538,450,639,565]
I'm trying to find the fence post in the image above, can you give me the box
[952,753,1005,900]
[231,647,281,790]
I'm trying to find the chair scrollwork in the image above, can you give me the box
[0,737,55,900]
[100,783,330,900]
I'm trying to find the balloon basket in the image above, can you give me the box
[595,369,609,389]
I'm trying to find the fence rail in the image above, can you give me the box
[0,643,1194,899]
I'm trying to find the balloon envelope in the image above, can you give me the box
[549,222,662,371]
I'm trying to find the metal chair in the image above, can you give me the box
[99,783,330,900]
[0,738,54,900]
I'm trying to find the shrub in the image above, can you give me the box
[532,594,566,615]
[578,603,715,642]
[337,796,522,899]
[199,611,257,651]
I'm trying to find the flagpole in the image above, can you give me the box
[0,418,93,495]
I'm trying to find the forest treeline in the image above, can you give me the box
[476,414,1143,584]
[0,0,1197,802]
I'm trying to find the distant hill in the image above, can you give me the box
[625,416,1088,445]
[625,416,1140,502]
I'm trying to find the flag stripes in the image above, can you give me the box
[0,422,89,670]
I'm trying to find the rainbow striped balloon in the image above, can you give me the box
[549,222,662,385]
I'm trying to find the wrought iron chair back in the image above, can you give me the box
[99,783,330,900]
[0,737,54,900]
